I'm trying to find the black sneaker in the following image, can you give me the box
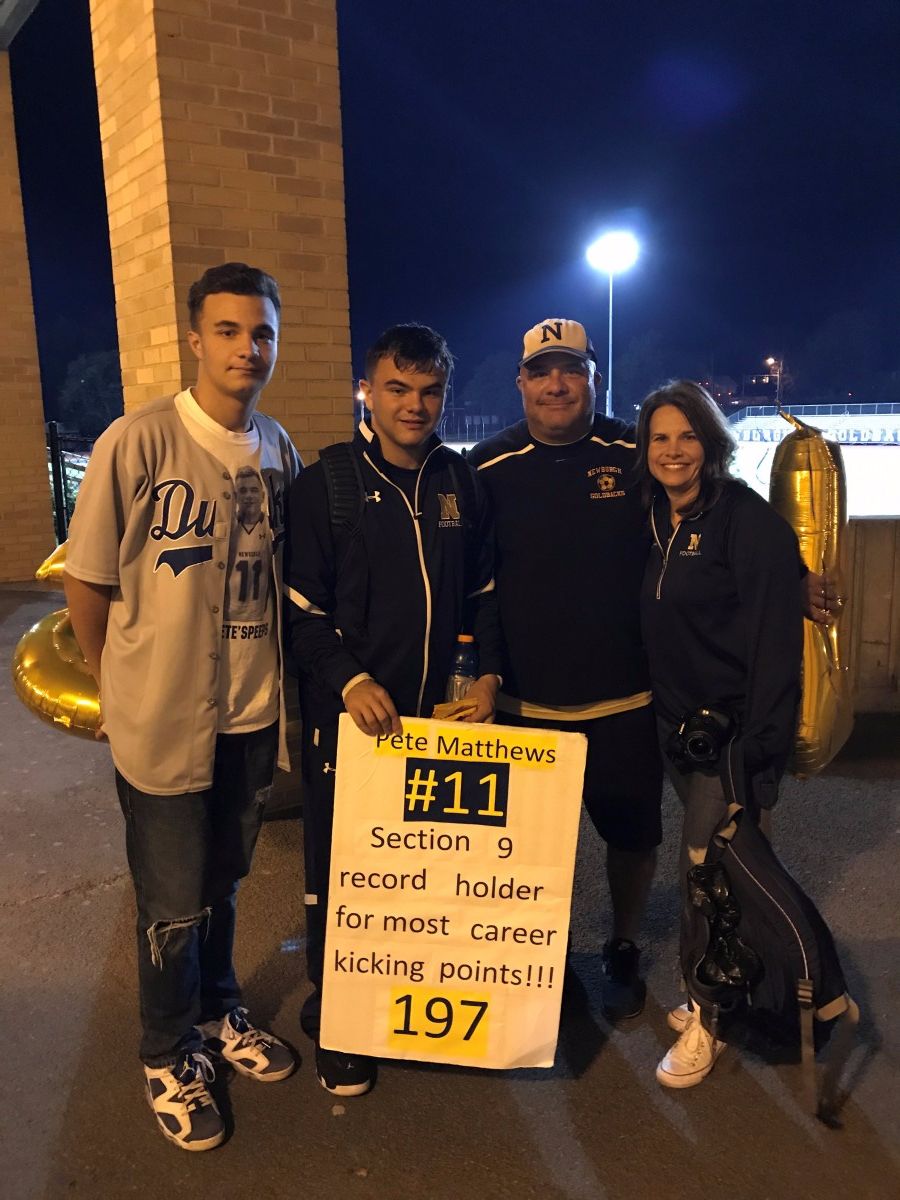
[144,1051,224,1152]
[600,937,646,1021]
[315,1044,376,1097]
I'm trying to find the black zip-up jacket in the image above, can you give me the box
[285,420,501,723]
[468,415,651,707]
[640,480,803,802]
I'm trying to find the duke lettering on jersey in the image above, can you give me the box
[150,479,218,576]
[151,479,217,541]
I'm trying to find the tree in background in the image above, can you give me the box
[56,351,123,436]
[454,352,521,430]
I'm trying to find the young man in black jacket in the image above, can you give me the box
[467,318,663,1023]
[285,323,502,1096]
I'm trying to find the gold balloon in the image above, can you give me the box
[11,541,101,739]
[12,607,101,739]
[769,412,853,776]
[34,541,68,583]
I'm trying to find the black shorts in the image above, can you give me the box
[499,703,663,852]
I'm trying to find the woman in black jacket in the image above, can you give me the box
[635,380,803,1089]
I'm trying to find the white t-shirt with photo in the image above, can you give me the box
[174,388,278,733]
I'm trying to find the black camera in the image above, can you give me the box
[667,707,735,768]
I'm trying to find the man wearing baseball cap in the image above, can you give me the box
[466,318,662,1021]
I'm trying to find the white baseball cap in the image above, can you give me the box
[520,318,597,367]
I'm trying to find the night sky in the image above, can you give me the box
[10,0,900,413]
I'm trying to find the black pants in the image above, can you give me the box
[299,718,340,1041]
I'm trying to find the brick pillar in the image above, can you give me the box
[0,51,55,581]
[88,0,353,459]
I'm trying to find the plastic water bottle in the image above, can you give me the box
[445,634,479,702]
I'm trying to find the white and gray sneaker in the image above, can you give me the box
[144,1051,224,1152]
[199,1007,295,1082]
[656,1009,726,1088]
[667,1003,691,1032]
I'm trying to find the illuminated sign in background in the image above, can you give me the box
[730,410,900,517]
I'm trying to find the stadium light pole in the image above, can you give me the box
[765,356,784,407]
[586,231,640,417]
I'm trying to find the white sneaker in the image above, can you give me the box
[656,1010,725,1088]
[144,1051,224,1151]
[199,1007,295,1082]
[667,1003,691,1032]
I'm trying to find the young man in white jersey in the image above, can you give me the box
[64,263,302,1152]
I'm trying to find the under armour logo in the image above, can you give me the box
[366,491,382,504]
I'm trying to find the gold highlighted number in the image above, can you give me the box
[387,987,490,1058]
[444,770,501,817]
[442,770,466,815]
[406,768,503,818]
[477,772,502,818]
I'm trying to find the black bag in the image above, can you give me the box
[680,749,859,1122]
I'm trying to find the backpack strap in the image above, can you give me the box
[319,442,366,536]
[797,978,817,1109]
[816,993,860,1126]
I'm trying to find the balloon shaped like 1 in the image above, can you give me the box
[769,413,853,776]
[12,608,101,739]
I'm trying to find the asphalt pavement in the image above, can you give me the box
[1,583,898,1200]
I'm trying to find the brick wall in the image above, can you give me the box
[88,0,353,459]
[0,51,55,581]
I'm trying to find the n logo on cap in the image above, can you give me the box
[540,321,564,345]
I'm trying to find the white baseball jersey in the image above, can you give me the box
[65,394,302,794]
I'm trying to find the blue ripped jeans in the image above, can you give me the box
[115,723,277,1066]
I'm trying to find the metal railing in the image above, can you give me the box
[47,422,92,543]
[439,411,507,444]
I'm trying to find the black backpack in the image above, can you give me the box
[680,747,859,1123]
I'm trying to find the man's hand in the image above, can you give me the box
[804,570,844,625]
[63,572,111,682]
[95,697,108,741]
[344,678,402,737]
[460,674,500,724]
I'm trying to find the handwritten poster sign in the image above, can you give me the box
[320,714,586,1069]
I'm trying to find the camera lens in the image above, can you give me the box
[686,732,715,761]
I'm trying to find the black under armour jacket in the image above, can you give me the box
[640,480,803,796]
[284,420,501,723]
